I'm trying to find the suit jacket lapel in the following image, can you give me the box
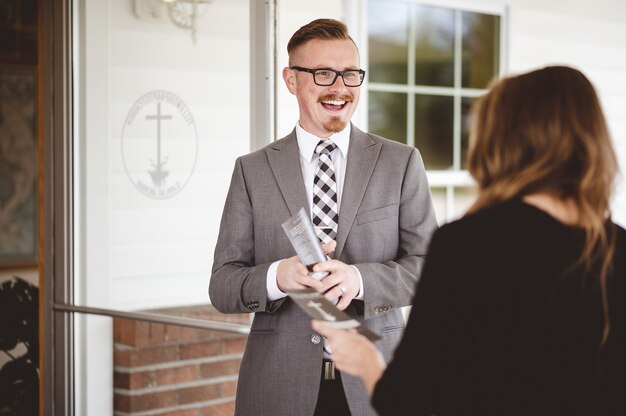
[266,130,310,217]
[336,125,381,257]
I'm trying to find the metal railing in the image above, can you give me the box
[53,303,251,334]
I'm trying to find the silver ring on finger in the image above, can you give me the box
[339,285,346,294]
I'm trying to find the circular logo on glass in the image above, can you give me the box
[121,90,198,199]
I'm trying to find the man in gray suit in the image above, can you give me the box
[210,18,437,416]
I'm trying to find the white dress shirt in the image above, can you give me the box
[266,123,364,301]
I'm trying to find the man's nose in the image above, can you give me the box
[328,74,348,91]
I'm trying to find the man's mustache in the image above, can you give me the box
[318,94,353,103]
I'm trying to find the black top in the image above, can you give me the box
[373,200,626,415]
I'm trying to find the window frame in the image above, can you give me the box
[360,0,508,222]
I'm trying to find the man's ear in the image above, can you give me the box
[283,67,297,95]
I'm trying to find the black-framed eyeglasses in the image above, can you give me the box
[290,66,366,87]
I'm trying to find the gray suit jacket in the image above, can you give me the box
[210,124,437,416]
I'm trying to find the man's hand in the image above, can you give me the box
[276,255,323,292]
[313,257,361,310]
[276,240,337,293]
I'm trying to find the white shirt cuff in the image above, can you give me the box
[267,260,287,301]
[352,265,364,300]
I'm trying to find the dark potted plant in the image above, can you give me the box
[0,276,39,416]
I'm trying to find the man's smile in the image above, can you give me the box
[319,95,352,111]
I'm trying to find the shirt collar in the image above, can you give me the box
[296,123,351,163]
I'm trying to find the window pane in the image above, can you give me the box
[368,0,409,84]
[461,96,477,169]
[430,187,446,225]
[368,91,407,144]
[414,94,453,169]
[453,186,477,218]
[414,5,455,87]
[429,186,477,225]
[461,12,500,89]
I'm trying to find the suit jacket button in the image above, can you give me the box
[310,334,322,344]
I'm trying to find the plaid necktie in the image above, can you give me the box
[312,140,339,245]
[312,140,339,368]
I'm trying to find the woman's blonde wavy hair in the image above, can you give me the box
[467,65,618,347]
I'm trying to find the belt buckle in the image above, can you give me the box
[323,361,336,380]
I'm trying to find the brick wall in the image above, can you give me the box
[113,305,250,416]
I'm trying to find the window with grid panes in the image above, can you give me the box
[367,0,503,223]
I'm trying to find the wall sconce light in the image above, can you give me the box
[133,0,213,45]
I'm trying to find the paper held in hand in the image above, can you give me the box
[286,288,381,341]
[281,207,330,280]
[281,208,381,341]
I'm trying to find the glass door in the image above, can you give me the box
[43,0,273,414]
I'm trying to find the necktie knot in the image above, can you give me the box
[315,140,337,157]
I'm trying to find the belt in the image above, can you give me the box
[323,359,336,380]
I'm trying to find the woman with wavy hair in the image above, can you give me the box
[313,66,626,415]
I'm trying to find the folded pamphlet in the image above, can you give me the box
[286,288,381,341]
[281,207,330,280]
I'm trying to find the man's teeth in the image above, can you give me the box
[322,100,346,106]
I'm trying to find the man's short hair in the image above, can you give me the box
[287,18,356,64]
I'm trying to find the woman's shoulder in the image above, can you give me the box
[439,199,534,232]
[431,199,557,250]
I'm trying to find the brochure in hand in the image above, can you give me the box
[286,288,381,341]
[281,207,330,280]
[282,208,381,341]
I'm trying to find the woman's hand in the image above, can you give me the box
[312,320,386,395]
